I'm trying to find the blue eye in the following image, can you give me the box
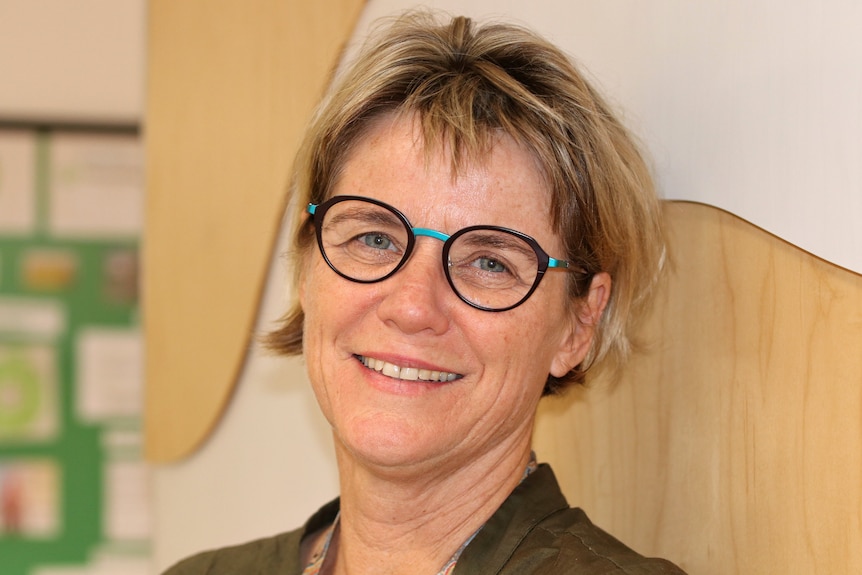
[361,233,394,250]
[474,257,509,273]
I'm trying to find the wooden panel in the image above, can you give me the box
[535,201,862,574]
[144,0,365,463]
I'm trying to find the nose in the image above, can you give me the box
[375,239,451,336]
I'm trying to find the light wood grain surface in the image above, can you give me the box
[536,201,862,574]
[144,0,365,463]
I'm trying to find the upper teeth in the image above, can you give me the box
[359,356,460,382]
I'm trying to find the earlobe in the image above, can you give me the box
[549,272,612,377]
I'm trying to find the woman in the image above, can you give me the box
[166,12,684,575]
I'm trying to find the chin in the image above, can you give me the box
[338,413,454,472]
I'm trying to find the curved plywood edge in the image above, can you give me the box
[144,0,366,463]
[534,201,862,574]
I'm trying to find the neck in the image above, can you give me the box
[327,437,533,575]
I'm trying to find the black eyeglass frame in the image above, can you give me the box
[307,195,581,312]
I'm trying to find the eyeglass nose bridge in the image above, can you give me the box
[411,227,450,243]
[401,227,453,277]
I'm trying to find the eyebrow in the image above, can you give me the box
[457,231,536,259]
[327,205,405,228]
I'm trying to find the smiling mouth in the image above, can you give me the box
[356,355,462,382]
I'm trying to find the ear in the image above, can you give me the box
[549,272,611,378]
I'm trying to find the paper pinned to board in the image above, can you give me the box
[75,328,143,422]
[0,130,37,235]
[48,133,143,238]
[0,459,60,537]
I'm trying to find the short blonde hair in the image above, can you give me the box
[266,12,664,394]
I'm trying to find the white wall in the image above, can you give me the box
[143,0,862,571]
[349,0,862,274]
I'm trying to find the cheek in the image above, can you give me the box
[297,249,319,312]
[301,259,378,349]
[473,317,550,385]
[489,295,569,381]
[300,262,338,357]
[303,255,341,311]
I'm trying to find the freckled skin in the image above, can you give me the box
[299,113,597,480]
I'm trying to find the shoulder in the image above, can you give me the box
[457,464,686,574]
[512,506,687,574]
[161,528,304,575]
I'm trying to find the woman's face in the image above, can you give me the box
[300,114,600,476]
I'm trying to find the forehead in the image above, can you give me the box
[333,113,558,243]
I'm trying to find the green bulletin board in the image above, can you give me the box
[0,125,150,575]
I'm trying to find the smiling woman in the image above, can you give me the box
[163,11,684,575]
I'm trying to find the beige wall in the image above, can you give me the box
[0,0,144,123]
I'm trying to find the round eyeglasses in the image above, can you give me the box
[307,195,577,312]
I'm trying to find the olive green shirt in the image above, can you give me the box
[163,464,686,574]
